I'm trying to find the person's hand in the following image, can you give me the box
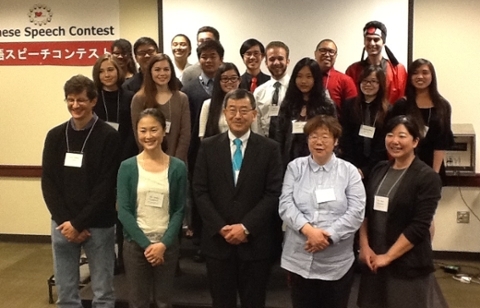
[56,221,79,242]
[144,243,166,266]
[220,225,232,238]
[224,224,248,245]
[371,253,392,272]
[302,224,330,253]
[359,244,377,271]
[71,229,91,243]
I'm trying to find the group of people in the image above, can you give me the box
[41,19,453,308]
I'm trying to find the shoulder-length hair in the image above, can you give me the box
[280,57,335,120]
[204,62,240,137]
[405,58,449,130]
[352,65,389,126]
[138,53,179,109]
[92,54,125,91]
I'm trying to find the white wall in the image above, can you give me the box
[162,0,408,74]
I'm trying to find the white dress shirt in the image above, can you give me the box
[253,74,290,136]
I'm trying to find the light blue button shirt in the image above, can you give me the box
[279,154,366,280]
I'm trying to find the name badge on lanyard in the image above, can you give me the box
[106,121,119,131]
[374,195,389,212]
[145,191,164,208]
[268,105,280,117]
[64,152,83,168]
[359,125,376,139]
[166,121,172,133]
[315,187,336,203]
[292,120,306,134]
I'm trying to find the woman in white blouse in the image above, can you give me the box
[198,63,241,139]
[279,115,366,308]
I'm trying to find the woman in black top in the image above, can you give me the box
[92,54,137,160]
[339,65,389,180]
[274,57,336,167]
[389,58,454,184]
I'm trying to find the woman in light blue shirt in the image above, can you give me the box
[279,115,366,308]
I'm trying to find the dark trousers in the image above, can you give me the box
[290,264,355,308]
[205,255,272,308]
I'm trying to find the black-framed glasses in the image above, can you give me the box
[318,48,337,56]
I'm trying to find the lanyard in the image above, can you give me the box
[101,90,120,123]
[65,117,99,154]
[375,167,407,198]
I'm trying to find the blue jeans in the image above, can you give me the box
[51,220,115,308]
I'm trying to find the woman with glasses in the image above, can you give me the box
[171,34,192,80]
[131,54,191,163]
[274,57,336,168]
[111,39,137,80]
[199,62,246,139]
[339,65,389,181]
[280,115,365,308]
[357,115,447,308]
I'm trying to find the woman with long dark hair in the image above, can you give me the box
[198,62,241,139]
[339,65,389,180]
[388,58,454,183]
[274,57,336,167]
[131,54,191,163]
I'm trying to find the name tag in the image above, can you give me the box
[315,188,336,203]
[424,125,429,137]
[106,121,119,131]
[64,152,83,168]
[145,191,164,208]
[374,195,389,212]
[292,121,306,134]
[268,105,280,117]
[166,121,172,133]
[359,125,375,139]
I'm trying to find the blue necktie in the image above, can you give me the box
[233,138,243,184]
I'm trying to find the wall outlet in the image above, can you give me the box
[457,211,470,223]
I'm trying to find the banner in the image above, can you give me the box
[0,1,119,66]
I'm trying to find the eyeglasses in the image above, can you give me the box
[65,98,90,105]
[361,79,379,85]
[112,52,128,58]
[225,108,253,116]
[220,76,240,83]
[244,51,262,58]
[317,48,337,56]
[136,49,156,57]
[308,134,333,142]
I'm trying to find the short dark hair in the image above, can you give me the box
[265,41,290,58]
[111,39,137,75]
[315,39,337,52]
[304,115,342,140]
[196,40,225,59]
[239,38,265,57]
[64,75,97,100]
[197,26,220,41]
[92,54,125,91]
[223,88,256,109]
[171,34,192,56]
[385,115,423,141]
[136,107,166,130]
[133,37,159,56]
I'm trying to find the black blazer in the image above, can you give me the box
[192,132,283,261]
[366,157,442,278]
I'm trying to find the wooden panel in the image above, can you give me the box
[0,165,42,178]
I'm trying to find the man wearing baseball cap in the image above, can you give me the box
[345,21,407,104]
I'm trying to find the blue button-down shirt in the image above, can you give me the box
[279,154,366,280]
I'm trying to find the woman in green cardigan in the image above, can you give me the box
[117,108,187,308]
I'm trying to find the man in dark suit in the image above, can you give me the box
[193,89,283,308]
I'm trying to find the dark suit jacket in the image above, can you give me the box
[366,157,442,278]
[193,131,283,261]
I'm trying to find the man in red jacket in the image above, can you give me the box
[345,21,407,104]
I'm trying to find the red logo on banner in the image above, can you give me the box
[0,41,113,66]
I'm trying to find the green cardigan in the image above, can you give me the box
[117,156,186,249]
